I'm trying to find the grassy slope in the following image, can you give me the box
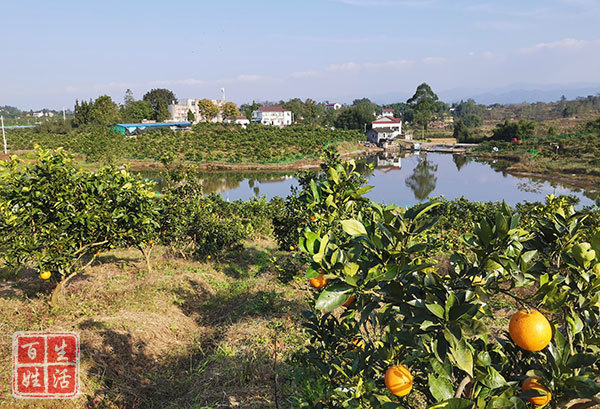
[0,238,308,409]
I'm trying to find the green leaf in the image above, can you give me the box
[304,267,319,279]
[450,339,473,377]
[327,167,340,184]
[343,262,359,277]
[428,374,454,402]
[427,303,445,319]
[341,219,367,237]
[427,398,475,409]
[567,353,598,369]
[566,314,584,335]
[480,367,507,389]
[315,283,353,312]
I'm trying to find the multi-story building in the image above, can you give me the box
[366,116,404,145]
[168,98,225,123]
[251,106,292,126]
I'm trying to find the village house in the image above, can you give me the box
[168,98,225,123]
[366,116,405,146]
[251,106,292,126]
[225,116,250,128]
[379,108,395,118]
[326,102,342,110]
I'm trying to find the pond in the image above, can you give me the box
[138,152,600,207]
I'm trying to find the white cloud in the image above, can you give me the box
[327,62,361,72]
[519,38,600,54]
[290,71,320,78]
[327,59,414,72]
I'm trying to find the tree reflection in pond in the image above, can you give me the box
[405,153,438,200]
[452,154,469,171]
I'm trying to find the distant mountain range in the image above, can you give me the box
[370,83,600,106]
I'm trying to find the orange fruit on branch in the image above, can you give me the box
[343,295,356,307]
[309,274,327,288]
[522,377,551,406]
[40,271,51,280]
[509,309,552,351]
[385,365,413,397]
[350,338,365,351]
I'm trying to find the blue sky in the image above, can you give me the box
[1,0,599,109]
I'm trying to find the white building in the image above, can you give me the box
[379,108,394,118]
[366,116,404,145]
[225,116,250,128]
[251,106,292,126]
[168,98,225,123]
[326,102,342,110]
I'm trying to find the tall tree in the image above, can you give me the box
[124,89,135,107]
[222,101,240,119]
[73,99,92,127]
[334,105,374,130]
[197,99,219,122]
[143,88,177,122]
[88,95,121,126]
[187,109,196,122]
[121,100,154,123]
[407,83,439,134]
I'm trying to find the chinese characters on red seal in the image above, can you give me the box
[12,332,80,399]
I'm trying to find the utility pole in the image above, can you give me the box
[63,107,66,122]
[1,115,7,154]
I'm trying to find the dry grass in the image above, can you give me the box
[0,239,308,409]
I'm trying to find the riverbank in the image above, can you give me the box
[3,143,384,172]
[469,151,600,189]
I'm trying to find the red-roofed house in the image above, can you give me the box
[326,102,341,110]
[367,116,404,145]
[251,106,292,126]
[380,108,395,118]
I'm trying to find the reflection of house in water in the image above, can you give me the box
[367,153,402,172]
[201,178,242,195]
[256,175,295,184]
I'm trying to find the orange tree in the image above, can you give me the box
[0,148,160,304]
[290,159,600,408]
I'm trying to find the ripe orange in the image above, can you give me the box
[289,245,295,251]
[508,309,552,351]
[384,365,413,397]
[309,274,327,288]
[343,295,356,307]
[350,338,365,351]
[522,377,551,406]
[40,271,51,280]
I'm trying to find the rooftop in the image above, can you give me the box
[258,106,287,112]
[372,117,402,124]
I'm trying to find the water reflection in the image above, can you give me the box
[134,153,600,207]
[405,153,439,200]
[452,154,469,171]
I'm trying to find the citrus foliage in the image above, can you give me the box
[7,123,362,164]
[0,148,281,303]
[290,158,600,408]
[0,148,159,281]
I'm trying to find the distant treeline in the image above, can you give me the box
[4,88,600,130]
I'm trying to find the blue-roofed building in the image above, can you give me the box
[111,122,191,135]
